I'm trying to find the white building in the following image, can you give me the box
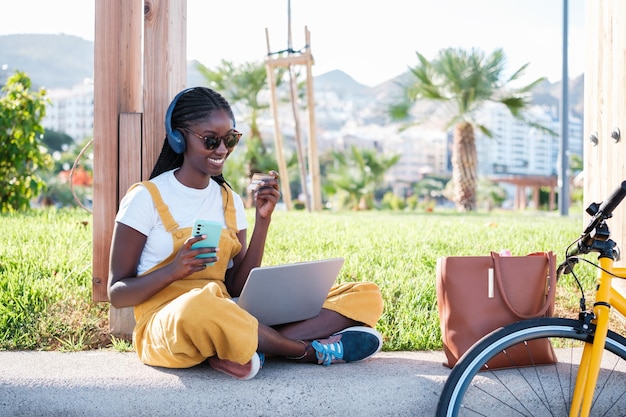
[42,78,94,142]
[475,102,583,177]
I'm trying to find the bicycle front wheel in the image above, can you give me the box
[436,317,626,416]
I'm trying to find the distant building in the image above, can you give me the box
[42,78,94,142]
[381,127,449,183]
[39,78,584,199]
[475,102,583,177]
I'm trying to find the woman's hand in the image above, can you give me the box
[173,234,220,276]
[252,170,281,219]
[109,222,219,308]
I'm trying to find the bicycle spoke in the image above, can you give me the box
[465,390,524,415]
[591,355,626,416]
[436,185,626,417]
[436,318,626,417]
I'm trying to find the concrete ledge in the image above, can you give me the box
[0,350,450,416]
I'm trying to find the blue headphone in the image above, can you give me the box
[165,87,195,154]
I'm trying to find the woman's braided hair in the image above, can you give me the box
[149,87,235,188]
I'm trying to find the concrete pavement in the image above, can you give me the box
[0,350,450,417]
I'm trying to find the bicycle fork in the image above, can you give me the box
[570,260,626,416]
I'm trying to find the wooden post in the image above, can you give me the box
[265,26,322,211]
[548,186,556,211]
[287,63,311,211]
[264,29,293,210]
[532,186,540,209]
[93,0,143,303]
[93,0,187,337]
[143,0,187,180]
[584,0,626,298]
[303,27,322,211]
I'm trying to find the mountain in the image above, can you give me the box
[0,33,582,118]
[314,69,372,97]
[0,34,93,89]
[532,75,585,118]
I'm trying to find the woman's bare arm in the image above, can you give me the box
[108,222,211,308]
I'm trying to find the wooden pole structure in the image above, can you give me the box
[264,26,322,211]
[584,0,626,298]
[143,0,187,180]
[264,29,293,211]
[93,0,187,338]
[303,28,322,211]
[93,0,143,304]
[286,62,311,211]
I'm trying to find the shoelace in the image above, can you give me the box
[311,338,344,366]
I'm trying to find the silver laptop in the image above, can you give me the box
[235,258,345,326]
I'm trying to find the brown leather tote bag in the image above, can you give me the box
[436,251,557,369]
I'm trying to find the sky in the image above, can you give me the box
[0,0,585,87]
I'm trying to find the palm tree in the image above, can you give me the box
[391,47,551,212]
[325,145,400,210]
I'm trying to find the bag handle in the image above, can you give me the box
[491,251,557,319]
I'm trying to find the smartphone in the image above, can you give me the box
[190,219,222,266]
[247,172,274,192]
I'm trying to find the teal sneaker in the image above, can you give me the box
[311,326,383,366]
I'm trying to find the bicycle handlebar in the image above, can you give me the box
[567,180,626,259]
[582,180,626,235]
[597,180,626,218]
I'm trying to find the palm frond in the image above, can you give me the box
[515,76,547,94]
[498,95,529,117]
[476,123,494,138]
[507,62,530,83]
[519,118,559,137]
[388,101,412,121]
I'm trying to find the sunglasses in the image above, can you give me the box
[182,127,242,151]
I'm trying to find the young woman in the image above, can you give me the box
[108,87,384,380]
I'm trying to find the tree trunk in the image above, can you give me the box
[451,121,477,211]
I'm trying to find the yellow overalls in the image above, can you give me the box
[129,181,384,369]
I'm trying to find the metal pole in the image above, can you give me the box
[559,0,570,216]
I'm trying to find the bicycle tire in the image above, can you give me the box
[436,317,626,416]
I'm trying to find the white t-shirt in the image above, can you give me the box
[115,169,248,275]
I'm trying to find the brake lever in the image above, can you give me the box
[560,257,579,275]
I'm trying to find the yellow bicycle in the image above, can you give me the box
[436,181,626,416]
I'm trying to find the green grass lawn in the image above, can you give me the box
[0,206,599,352]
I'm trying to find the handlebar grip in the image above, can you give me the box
[582,180,626,236]
[598,180,626,217]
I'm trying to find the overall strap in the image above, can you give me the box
[220,184,239,232]
[135,181,180,232]
[129,180,236,233]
